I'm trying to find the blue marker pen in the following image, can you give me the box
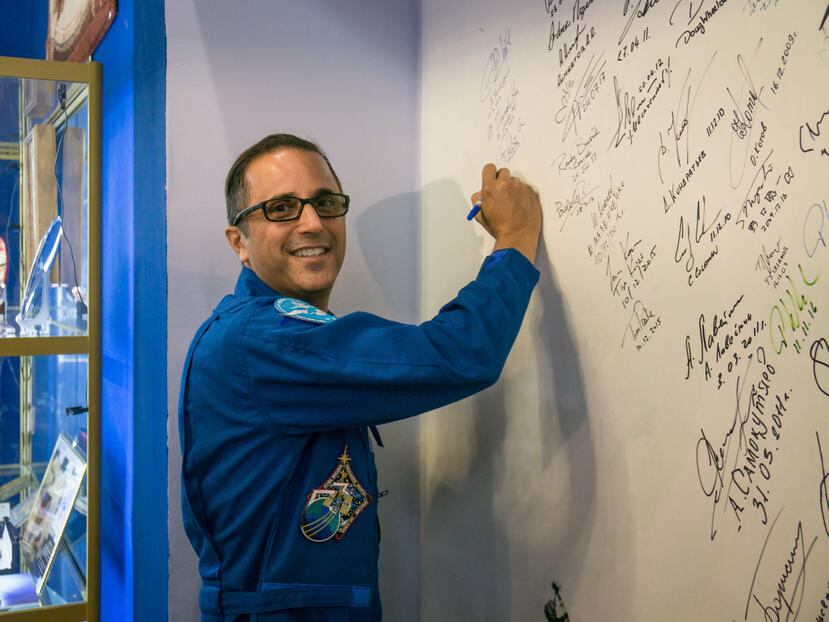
[466,202,481,221]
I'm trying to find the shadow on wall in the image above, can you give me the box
[424,365,513,620]
[417,176,629,619]
[354,191,420,324]
[533,239,599,608]
[353,192,422,621]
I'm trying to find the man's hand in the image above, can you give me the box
[470,163,543,263]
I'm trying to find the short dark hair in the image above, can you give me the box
[224,133,342,226]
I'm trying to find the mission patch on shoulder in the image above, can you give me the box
[274,297,336,324]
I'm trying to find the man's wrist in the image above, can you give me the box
[493,233,539,264]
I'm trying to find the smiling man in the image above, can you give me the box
[179,133,543,621]
[224,141,346,311]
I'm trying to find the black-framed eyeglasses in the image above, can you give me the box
[232,192,350,226]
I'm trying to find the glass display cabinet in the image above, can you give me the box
[0,57,100,621]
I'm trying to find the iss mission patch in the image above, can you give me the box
[274,297,335,324]
[300,446,371,543]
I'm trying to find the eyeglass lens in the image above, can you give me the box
[263,194,347,222]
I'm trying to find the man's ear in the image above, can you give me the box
[225,226,249,265]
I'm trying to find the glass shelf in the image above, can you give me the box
[0,73,89,341]
[0,56,99,622]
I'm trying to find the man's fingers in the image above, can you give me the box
[496,167,511,180]
[470,191,483,205]
[481,163,497,189]
[474,207,492,233]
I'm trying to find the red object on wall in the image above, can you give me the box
[46,0,118,62]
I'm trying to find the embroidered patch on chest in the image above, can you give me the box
[300,446,371,543]
[274,297,335,324]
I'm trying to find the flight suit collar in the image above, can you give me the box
[234,266,280,298]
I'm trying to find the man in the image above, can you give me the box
[179,134,542,621]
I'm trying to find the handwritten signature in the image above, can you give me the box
[618,0,663,45]
[743,508,817,622]
[553,126,599,180]
[769,265,820,355]
[479,28,512,102]
[817,432,829,538]
[755,237,788,288]
[821,4,829,65]
[735,149,773,231]
[799,111,829,157]
[610,57,671,149]
[696,348,756,539]
[555,53,606,140]
[811,338,829,398]
[804,200,828,258]
[621,299,660,349]
[657,52,717,184]
[727,39,769,191]
[695,345,791,537]
[555,180,598,231]
[674,195,722,273]
[674,0,729,47]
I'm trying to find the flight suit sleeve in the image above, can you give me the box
[241,248,540,433]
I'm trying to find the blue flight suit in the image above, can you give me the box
[179,248,539,621]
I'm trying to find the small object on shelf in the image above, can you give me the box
[15,216,62,336]
[0,503,19,575]
[18,435,86,595]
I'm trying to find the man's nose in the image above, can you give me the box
[296,201,325,231]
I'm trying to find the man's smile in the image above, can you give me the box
[289,245,330,258]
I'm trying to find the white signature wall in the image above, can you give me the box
[419,1,829,620]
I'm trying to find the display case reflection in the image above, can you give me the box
[0,64,91,613]
[0,354,87,609]
[0,75,89,338]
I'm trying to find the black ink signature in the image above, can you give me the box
[545,0,565,17]
[820,4,829,31]
[735,149,773,230]
[669,0,704,26]
[548,18,573,52]
[755,237,788,287]
[553,127,600,179]
[727,39,770,191]
[620,300,658,348]
[817,432,829,538]
[673,0,728,47]
[556,180,598,231]
[610,58,671,150]
[822,7,829,65]
[555,53,607,140]
[572,0,596,22]
[619,0,663,45]
[804,200,828,258]
[697,350,755,539]
[657,52,716,184]
[799,111,829,157]
[674,196,722,273]
[744,511,817,622]
[811,338,829,398]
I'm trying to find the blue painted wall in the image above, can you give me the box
[0,1,48,59]
[0,2,168,620]
[94,1,168,621]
